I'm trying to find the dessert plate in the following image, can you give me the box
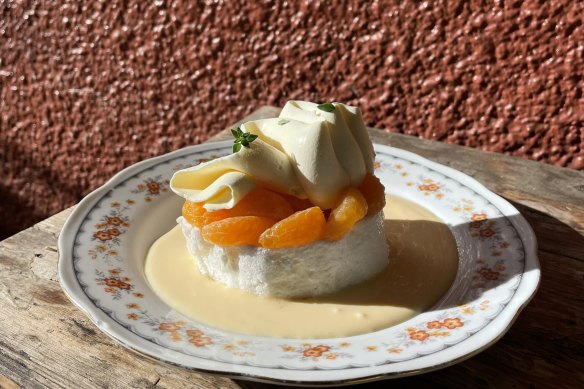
[58,141,540,386]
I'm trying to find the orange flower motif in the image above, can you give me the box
[147,181,161,195]
[479,268,500,280]
[409,330,430,341]
[159,323,182,332]
[108,269,121,275]
[426,321,443,329]
[189,336,212,347]
[104,278,132,290]
[462,306,475,315]
[469,221,483,229]
[373,161,382,170]
[126,199,135,205]
[325,353,338,360]
[111,201,121,208]
[105,287,116,293]
[107,216,124,226]
[127,313,139,320]
[133,292,144,298]
[366,346,377,351]
[442,318,463,329]
[387,347,402,353]
[312,345,330,352]
[186,329,204,338]
[303,348,323,358]
[93,231,112,241]
[281,345,295,352]
[471,213,488,221]
[418,184,440,192]
[107,228,121,237]
[479,228,495,238]
[126,303,139,309]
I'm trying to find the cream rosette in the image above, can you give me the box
[170,101,375,210]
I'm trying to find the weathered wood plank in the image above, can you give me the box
[1,106,582,388]
[0,209,243,389]
[511,201,584,261]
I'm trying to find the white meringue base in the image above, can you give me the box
[178,210,389,298]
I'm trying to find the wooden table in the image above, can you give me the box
[1,107,583,388]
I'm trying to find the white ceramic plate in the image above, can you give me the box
[58,141,540,386]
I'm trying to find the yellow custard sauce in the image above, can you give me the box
[144,195,458,338]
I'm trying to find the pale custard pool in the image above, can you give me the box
[145,195,458,338]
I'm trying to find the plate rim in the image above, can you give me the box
[58,140,540,385]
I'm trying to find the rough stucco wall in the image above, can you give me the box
[1,0,583,239]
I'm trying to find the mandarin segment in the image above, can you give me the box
[182,201,207,228]
[203,188,294,224]
[358,174,386,215]
[259,207,326,249]
[323,187,368,241]
[201,216,277,246]
[281,194,314,212]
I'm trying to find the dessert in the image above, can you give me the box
[170,101,389,298]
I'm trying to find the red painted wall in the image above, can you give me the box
[1,1,583,238]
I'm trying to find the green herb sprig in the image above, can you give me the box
[317,102,336,112]
[231,127,258,153]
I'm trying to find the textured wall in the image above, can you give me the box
[1,0,583,239]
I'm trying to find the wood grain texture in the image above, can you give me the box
[1,106,583,388]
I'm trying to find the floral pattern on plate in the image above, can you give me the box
[59,141,539,384]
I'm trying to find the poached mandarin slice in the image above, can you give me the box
[323,187,368,241]
[202,216,277,246]
[259,206,326,249]
[358,173,386,216]
[182,201,207,228]
[281,194,314,212]
[203,188,294,224]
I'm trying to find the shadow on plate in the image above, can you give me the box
[293,214,538,315]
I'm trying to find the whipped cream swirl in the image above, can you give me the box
[170,101,374,210]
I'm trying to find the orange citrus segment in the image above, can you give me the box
[323,187,368,241]
[203,188,294,224]
[182,201,207,228]
[201,216,277,246]
[259,207,326,249]
[281,194,314,212]
[358,174,386,216]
